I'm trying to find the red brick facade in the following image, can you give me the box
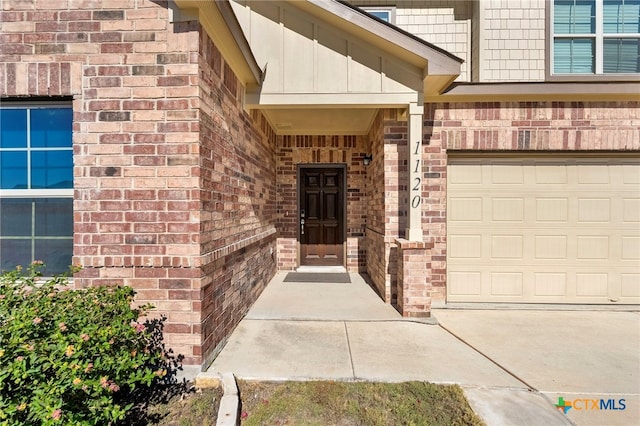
[0,0,277,367]
[2,0,638,367]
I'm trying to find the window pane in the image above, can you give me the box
[31,108,73,148]
[604,38,640,72]
[35,238,73,275]
[604,0,640,33]
[0,199,32,236]
[35,198,73,237]
[554,0,595,34]
[0,109,27,148]
[367,10,391,22]
[0,239,31,272]
[554,38,595,73]
[0,151,28,189]
[31,150,73,189]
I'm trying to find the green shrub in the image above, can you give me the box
[0,262,182,425]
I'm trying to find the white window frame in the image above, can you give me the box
[550,0,640,76]
[0,102,74,274]
[360,6,396,24]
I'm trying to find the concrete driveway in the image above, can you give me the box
[433,309,640,426]
[207,272,640,426]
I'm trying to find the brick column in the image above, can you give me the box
[395,238,434,318]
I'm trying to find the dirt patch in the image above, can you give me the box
[238,380,485,426]
[123,382,223,426]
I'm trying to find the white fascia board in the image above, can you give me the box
[245,91,421,108]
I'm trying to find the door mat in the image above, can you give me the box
[283,272,351,283]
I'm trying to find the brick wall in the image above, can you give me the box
[434,101,640,151]
[365,109,409,304]
[197,29,277,366]
[365,111,387,298]
[424,100,640,304]
[275,135,368,272]
[0,0,278,367]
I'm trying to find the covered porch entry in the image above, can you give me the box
[230,0,461,316]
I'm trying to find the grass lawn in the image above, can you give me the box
[130,380,484,425]
[237,380,485,426]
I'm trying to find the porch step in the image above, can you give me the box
[296,265,347,273]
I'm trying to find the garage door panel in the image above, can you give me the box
[535,164,568,184]
[623,199,640,222]
[577,164,611,184]
[534,235,568,259]
[492,198,524,221]
[622,165,640,183]
[578,198,611,222]
[576,273,609,297]
[449,235,482,258]
[491,164,524,184]
[449,197,482,221]
[622,236,640,260]
[447,157,640,305]
[448,271,482,296]
[576,236,610,259]
[621,275,640,297]
[537,198,569,222]
[491,273,523,296]
[534,273,567,297]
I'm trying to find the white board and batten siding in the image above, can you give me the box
[230,0,423,97]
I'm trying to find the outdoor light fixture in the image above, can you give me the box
[363,154,373,166]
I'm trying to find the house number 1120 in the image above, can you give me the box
[411,140,421,208]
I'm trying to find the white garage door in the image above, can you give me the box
[447,156,640,304]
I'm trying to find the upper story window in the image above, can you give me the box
[361,7,396,24]
[0,104,73,275]
[552,0,640,74]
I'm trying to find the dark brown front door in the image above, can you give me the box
[299,166,345,266]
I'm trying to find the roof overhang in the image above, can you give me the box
[429,82,640,103]
[171,0,262,87]
[292,0,463,96]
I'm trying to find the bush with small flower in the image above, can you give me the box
[0,262,182,425]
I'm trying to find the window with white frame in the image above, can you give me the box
[0,104,73,275]
[552,0,640,74]
[360,6,396,24]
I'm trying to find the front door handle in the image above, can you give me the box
[300,219,305,235]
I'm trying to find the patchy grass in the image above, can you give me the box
[121,383,223,426]
[238,380,485,426]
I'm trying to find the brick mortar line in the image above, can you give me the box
[201,227,277,263]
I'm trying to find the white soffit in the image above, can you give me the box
[265,108,378,135]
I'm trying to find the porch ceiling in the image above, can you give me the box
[264,108,378,135]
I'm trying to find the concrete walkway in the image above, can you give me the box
[207,272,640,426]
[435,309,640,426]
